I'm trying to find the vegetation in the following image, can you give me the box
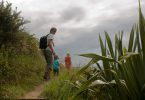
[41,1,145,100]
[68,1,145,100]
[41,69,78,100]
[0,1,45,98]
[0,1,28,48]
[1,0,145,99]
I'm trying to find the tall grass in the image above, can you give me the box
[0,48,45,98]
[41,69,79,100]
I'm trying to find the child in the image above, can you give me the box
[53,55,59,76]
[65,52,72,70]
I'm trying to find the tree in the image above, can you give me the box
[0,1,28,48]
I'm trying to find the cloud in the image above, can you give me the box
[59,7,86,23]
[7,0,145,65]
[54,5,141,65]
[23,11,57,34]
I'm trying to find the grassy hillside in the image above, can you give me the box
[0,1,45,98]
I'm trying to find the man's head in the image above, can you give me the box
[50,27,57,34]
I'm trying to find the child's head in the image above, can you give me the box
[54,55,59,60]
[66,52,70,57]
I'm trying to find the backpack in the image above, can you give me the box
[39,35,48,49]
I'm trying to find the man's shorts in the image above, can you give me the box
[42,49,53,68]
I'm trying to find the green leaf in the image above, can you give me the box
[75,60,94,76]
[128,27,135,52]
[136,25,142,53]
[99,34,106,56]
[119,52,139,62]
[105,32,115,58]
[79,53,119,63]
[139,0,145,65]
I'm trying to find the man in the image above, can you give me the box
[43,27,57,80]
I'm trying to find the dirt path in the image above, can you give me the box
[20,82,47,99]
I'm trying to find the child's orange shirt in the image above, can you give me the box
[65,56,71,70]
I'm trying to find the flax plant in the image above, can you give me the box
[71,1,145,100]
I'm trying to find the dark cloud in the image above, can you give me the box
[59,7,86,23]
[55,6,142,65]
[23,6,86,37]
[18,0,145,65]
[23,11,58,36]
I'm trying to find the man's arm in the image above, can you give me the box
[48,39,55,56]
[52,41,54,46]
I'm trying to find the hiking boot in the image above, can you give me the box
[43,74,51,81]
[43,75,47,80]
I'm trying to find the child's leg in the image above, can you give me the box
[56,69,59,76]
[54,69,58,76]
[53,69,55,76]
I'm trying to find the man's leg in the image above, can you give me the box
[45,49,53,80]
[48,67,52,79]
[42,49,48,80]
[43,64,48,80]
[44,65,53,80]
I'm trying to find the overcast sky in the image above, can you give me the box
[7,0,145,66]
